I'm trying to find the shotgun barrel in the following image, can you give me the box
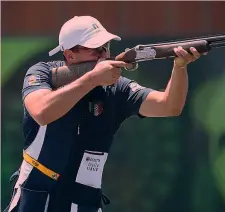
[115,35,225,63]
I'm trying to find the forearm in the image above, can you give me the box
[37,71,96,125]
[163,63,188,114]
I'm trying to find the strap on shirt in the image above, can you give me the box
[23,151,60,181]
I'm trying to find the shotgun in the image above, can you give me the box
[115,34,225,63]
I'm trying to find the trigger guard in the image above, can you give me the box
[124,63,139,71]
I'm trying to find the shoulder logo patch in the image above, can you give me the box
[89,101,104,116]
[28,75,41,86]
[129,82,146,92]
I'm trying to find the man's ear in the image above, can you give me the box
[64,50,75,61]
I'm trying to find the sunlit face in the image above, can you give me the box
[64,42,111,65]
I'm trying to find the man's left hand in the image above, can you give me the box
[174,46,201,68]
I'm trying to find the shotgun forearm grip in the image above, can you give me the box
[152,40,211,59]
[115,49,136,63]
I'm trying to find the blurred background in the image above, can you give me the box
[1,1,225,212]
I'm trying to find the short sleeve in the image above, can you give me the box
[22,62,52,100]
[115,77,154,118]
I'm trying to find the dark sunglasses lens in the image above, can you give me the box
[95,47,104,54]
[95,46,108,53]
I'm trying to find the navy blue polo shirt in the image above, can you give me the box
[21,61,153,190]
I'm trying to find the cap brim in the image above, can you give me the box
[80,31,121,48]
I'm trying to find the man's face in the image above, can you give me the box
[64,42,110,65]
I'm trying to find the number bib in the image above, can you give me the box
[75,151,108,188]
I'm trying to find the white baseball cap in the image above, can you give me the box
[49,16,121,56]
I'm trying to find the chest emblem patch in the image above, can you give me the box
[89,101,104,116]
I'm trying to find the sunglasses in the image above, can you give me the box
[71,42,110,54]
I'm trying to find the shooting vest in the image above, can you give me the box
[9,85,120,211]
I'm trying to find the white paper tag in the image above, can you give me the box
[75,151,108,188]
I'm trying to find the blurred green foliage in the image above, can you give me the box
[1,37,52,85]
[1,37,225,212]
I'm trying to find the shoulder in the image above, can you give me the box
[25,60,65,75]
[28,60,65,70]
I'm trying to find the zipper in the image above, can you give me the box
[77,125,80,135]
[77,116,84,135]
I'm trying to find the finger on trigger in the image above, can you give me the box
[111,60,127,67]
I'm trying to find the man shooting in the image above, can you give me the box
[5,15,201,212]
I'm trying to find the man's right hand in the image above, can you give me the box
[91,60,127,86]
